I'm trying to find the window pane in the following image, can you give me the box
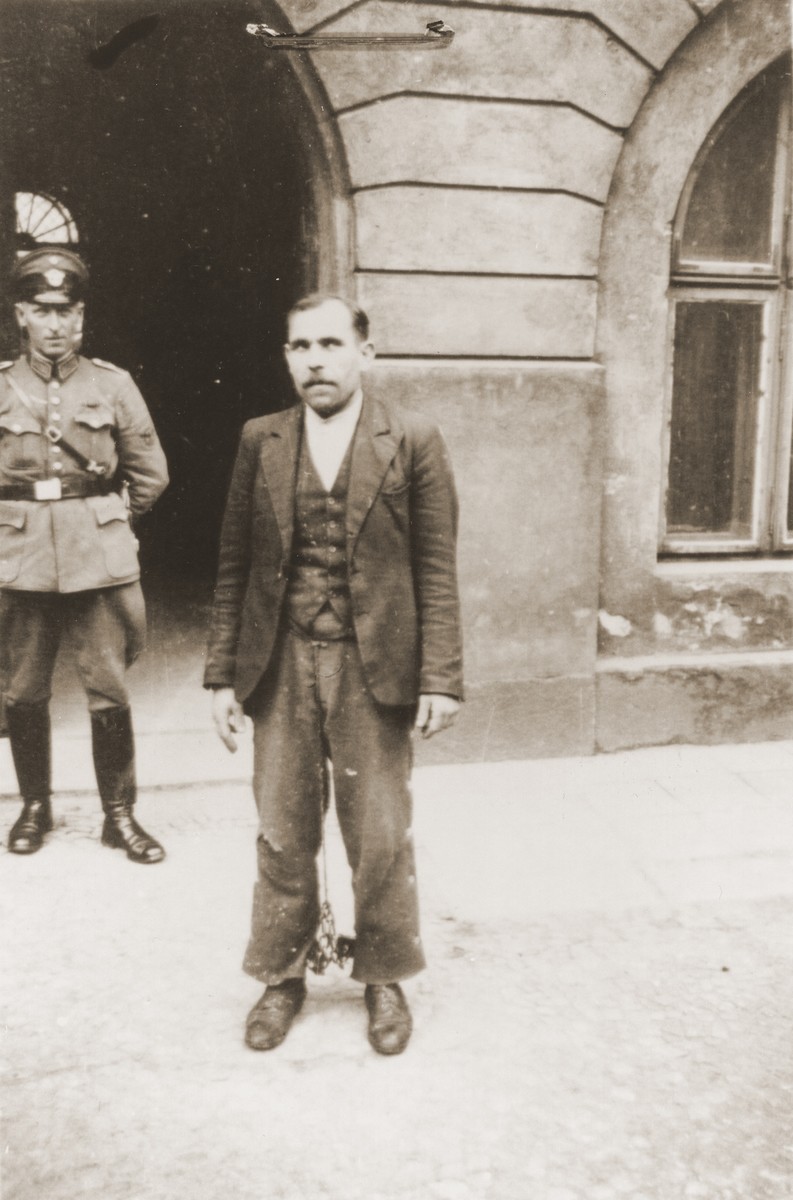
[14,191,78,247]
[667,301,764,538]
[678,73,782,266]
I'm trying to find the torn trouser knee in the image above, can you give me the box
[242,835,321,983]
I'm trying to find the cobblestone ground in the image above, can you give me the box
[2,755,793,1200]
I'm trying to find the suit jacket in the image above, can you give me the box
[0,354,168,592]
[204,394,463,708]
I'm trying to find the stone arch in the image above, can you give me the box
[261,11,353,294]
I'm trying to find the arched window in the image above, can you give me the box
[15,191,78,252]
[663,60,792,555]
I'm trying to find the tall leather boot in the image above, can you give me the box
[6,700,53,854]
[91,706,165,864]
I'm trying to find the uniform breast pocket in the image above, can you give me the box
[0,503,27,583]
[73,406,116,463]
[89,493,139,578]
[0,415,45,471]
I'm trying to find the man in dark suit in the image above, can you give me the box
[204,294,462,1055]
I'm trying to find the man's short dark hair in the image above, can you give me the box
[287,293,370,342]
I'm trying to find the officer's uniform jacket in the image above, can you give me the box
[0,351,168,592]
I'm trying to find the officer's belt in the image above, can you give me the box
[0,478,117,501]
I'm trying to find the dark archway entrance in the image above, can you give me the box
[0,0,338,586]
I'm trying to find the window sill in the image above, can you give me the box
[656,557,793,577]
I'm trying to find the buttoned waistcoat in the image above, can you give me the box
[204,394,463,708]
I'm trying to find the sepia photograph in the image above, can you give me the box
[1,0,793,1197]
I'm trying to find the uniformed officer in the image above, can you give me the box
[0,247,169,861]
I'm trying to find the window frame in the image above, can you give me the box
[671,74,790,284]
[14,191,79,249]
[661,287,780,554]
[773,283,793,549]
[661,64,793,557]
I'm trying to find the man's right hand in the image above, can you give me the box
[211,687,246,753]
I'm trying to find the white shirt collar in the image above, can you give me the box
[303,389,363,491]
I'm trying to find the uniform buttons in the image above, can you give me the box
[50,395,60,406]
[51,411,61,422]
[12,424,21,433]
[52,461,63,472]
[50,379,60,389]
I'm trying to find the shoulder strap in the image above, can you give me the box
[92,358,126,375]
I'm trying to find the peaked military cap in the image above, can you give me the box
[11,248,89,303]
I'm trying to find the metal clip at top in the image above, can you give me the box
[245,19,454,50]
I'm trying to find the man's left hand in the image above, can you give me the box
[414,693,460,739]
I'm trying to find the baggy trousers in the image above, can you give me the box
[243,627,426,986]
[0,583,146,711]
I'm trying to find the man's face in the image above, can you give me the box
[14,300,84,361]
[284,300,374,419]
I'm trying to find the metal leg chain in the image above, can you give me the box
[306,899,356,975]
[306,749,355,975]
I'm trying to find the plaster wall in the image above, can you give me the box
[274,0,707,360]
[367,362,603,684]
[367,360,604,761]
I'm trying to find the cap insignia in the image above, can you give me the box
[44,268,66,288]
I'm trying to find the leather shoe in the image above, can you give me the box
[245,978,306,1051]
[364,983,412,1055]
